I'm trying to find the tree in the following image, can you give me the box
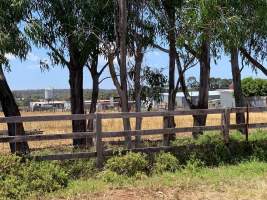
[127,0,155,146]
[140,67,167,111]
[149,0,183,145]
[213,0,267,132]
[106,0,132,148]
[186,76,199,90]
[84,1,114,137]
[209,78,232,90]
[176,0,219,138]
[242,77,267,97]
[0,0,30,154]
[129,66,167,111]
[26,0,110,146]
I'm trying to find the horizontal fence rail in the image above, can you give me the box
[0,107,266,166]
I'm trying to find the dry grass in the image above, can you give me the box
[0,111,266,153]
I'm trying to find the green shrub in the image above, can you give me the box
[105,152,148,176]
[60,159,96,179]
[97,170,128,184]
[0,155,68,200]
[23,161,68,193]
[153,152,180,174]
[184,155,204,173]
[0,175,27,200]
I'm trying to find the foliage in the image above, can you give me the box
[25,0,114,72]
[60,159,97,179]
[153,152,180,174]
[241,77,267,97]
[141,67,167,110]
[0,156,68,200]
[0,0,30,68]
[184,155,204,173]
[105,152,148,177]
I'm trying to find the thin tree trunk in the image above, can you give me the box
[86,51,100,146]
[134,46,143,147]
[0,66,29,154]
[231,48,245,133]
[192,41,210,139]
[163,2,176,146]
[69,67,87,146]
[119,0,132,148]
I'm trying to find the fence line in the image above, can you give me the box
[0,107,267,167]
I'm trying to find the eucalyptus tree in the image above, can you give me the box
[105,0,132,148]
[26,0,111,146]
[127,0,155,145]
[0,0,29,154]
[214,0,267,130]
[84,1,114,134]
[176,0,222,138]
[149,0,183,145]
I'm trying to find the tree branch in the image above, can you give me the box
[108,53,122,95]
[43,37,70,68]
[98,62,109,76]
[99,76,111,84]
[184,43,199,59]
[239,47,267,76]
[152,44,169,54]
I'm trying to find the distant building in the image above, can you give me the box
[160,89,235,109]
[29,101,65,111]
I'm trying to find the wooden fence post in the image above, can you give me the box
[95,113,104,168]
[221,108,230,143]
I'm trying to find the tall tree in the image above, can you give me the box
[0,0,30,154]
[215,0,267,130]
[106,0,132,148]
[176,0,218,138]
[26,0,106,146]
[149,0,183,145]
[84,1,114,137]
[128,0,155,146]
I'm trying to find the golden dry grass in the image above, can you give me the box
[0,111,266,153]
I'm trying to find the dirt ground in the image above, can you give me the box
[51,184,267,200]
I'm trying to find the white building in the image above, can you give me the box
[160,89,235,109]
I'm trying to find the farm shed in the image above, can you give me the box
[160,89,235,109]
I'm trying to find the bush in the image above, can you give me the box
[184,155,204,173]
[105,152,148,177]
[153,152,180,174]
[23,161,68,193]
[60,159,96,179]
[97,170,129,185]
[0,155,68,200]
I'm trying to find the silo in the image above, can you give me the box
[45,88,54,101]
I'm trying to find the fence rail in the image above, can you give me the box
[0,107,267,167]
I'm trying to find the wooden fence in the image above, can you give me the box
[0,107,267,167]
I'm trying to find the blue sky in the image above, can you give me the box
[5,47,266,90]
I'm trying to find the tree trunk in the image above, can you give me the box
[134,46,143,147]
[69,67,87,146]
[192,41,210,139]
[163,2,176,146]
[231,48,245,133]
[119,0,132,149]
[87,51,100,146]
[0,66,29,154]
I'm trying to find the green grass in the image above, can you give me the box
[172,129,267,146]
[43,160,267,200]
[3,130,267,200]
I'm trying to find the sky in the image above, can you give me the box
[5,46,266,90]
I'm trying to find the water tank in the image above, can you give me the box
[45,88,54,100]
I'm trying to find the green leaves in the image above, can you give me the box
[242,77,267,97]
[0,0,30,68]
